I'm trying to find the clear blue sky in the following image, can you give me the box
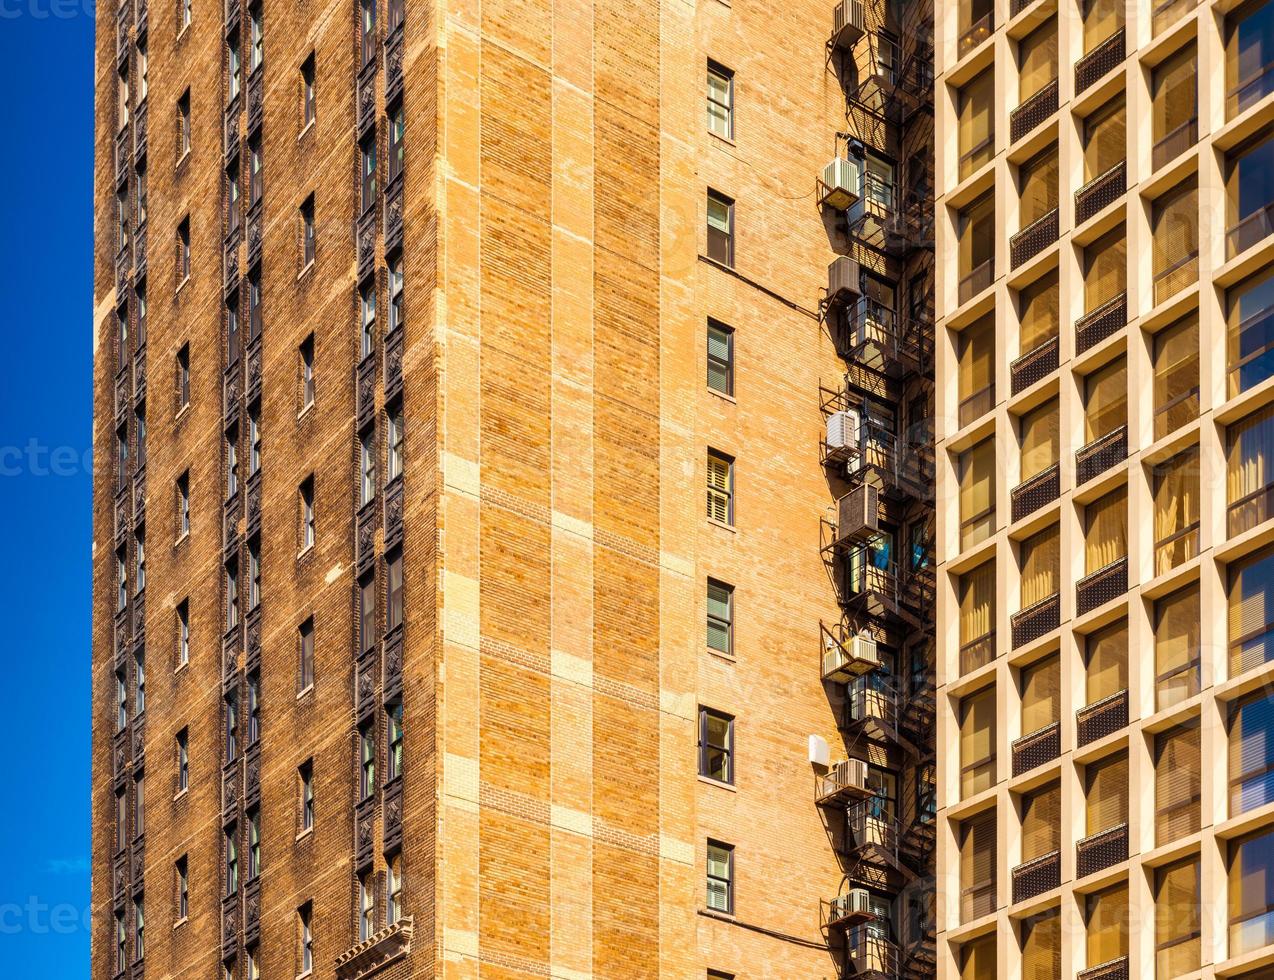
[0,3,95,973]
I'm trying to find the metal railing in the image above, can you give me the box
[1227,60,1274,121]
[1011,208,1059,269]
[1011,593,1060,649]
[1011,850,1061,904]
[1076,557,1128,616]
[1153,250,1198,306]
[1076,28,1125,95]
[1226,202,1274,260]
[958,11,993,57]
[1152,116,1197,173]
[958,384,995,429]
[1075,425,1128,485]
[1011,464,1060,523]
[1075,160,1126,225]
[1075,292,1126,354]
[1010,337,1058,396]
[958,258,994,306]
[1012,722,1061,776]
[1077,689,1128,746]
[1076,823,1129,877]
[1010,78,1058,145]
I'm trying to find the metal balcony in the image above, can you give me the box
[958,383,994,429]
[1152,117,1197,173]
[1226,201,1274,260]
[1011,209,1059,269]
[1011,593,1059,649]
[1075,425,1127,486]
[841,297,932,377]
[1075,292,1126,355]
[1010,337,1058,396]
[959,633,994,676]
[958,12,993,57]
[958,259,994,306]
[1153,250,1198,306]
[1011,464,1060,523]
[1011,850,1061,904]
[1012,722,1060,776]
[1076,823,1128,878]
[1010,79,1058,145]
[1075,28,1125,96]
[1229,480,1274,537]
[1079,957,1130,980]
[1075,161,1126,226]
[1076,557,1128,616]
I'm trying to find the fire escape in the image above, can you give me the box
[816,0,935,976]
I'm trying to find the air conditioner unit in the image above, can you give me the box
[849,633,879,669]
[830,887,872,922]
[827,256,861,306]
[833,757,870,793]
[826,408,861,452]
[820,157,862,211]
[831,0,866,49]
[837,484,880,544]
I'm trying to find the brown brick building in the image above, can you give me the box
[92,0,936,978]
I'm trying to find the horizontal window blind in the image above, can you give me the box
[1019,146,1059,225]
[1084,357,1127,443]
[1155,724,1201,844]
[1086,750,1129,835]
[1020,400,1059,482]
[959,69,995,180]
[1225,265,1274,398]
[1230,691,1274,814]
[1019,270,1059,354]
[1228,545,1274,675]
[1021,909,1061,980]
[960,562,995,646]
[1155,859,1201,978]
[1086,884,1129,965]
[961,687,996,798]
[1021,655,1060,736]
[1153,447,1200,569]
[959,314,995,404]
[1083,0,1124,51]
[960,439,996,549]
[960,812,997,923]
[1152,44,1196,143]
[1083,226,1128,312]
[960,933,996,980]
[1084,96,1125,181]
[1021,524,1060,608]
[1228,828,1274,956]
[1021,781,1061,862]
[1153,315,1200,440]
[1155,587,1201,709]
[1152,181,1199,296]
[1086,620,1128,703]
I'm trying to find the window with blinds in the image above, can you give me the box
[1227,403,1274,533]
[959,438,996,550]
[1021,909,1061,980]
[1227,130,1274,254]
[1228,826,1274,956]
[1155,586,1201,710]
[1226,265,1274,398]
[960,686,996,798]
[1155,723,1201,844]
[1229,546,1274,676]
[1083,225,1127,314]
[959,192,995,282]
[1021,781,1061,862]
[1152,44,1197,152]
[1018,269,1059,356]
[1151,180,1199,304]
[1019,145,1059,227]
[1083,356,1127,444]
[1086,883,1129,966]
[958,314,995,426]
[959,811,997,923]
[959,68,995,180]
[1018,18,1057,102]
[1082,0,1124,51]
[1085,750,1128,835]
[1156,858,1201,977]
[1153,314,1200,440]
[1083,96,1126,182]
[1019,399,1059,483]
[1152,447,1200,576]
[959,561,996,674]
[1084,487,1127,576]
[1225,0,1274,118]
[959,933,996,980]
[706,450,733,525]
[1230,690,1274,815]
[1020,654,1060,737]
[1020,524,1060,609]
[1086,619,1128,705]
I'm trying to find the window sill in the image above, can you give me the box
[173,916,188,931]
[174,531,189,549]
[175,150,191,176]
[297,259,315,282]
[173,787,188,802]
[297,684,314,702]
[298,120,315,143]
[706,646,736,664]
[173,659,188,676]
[297,543,315,562]
[698,908,736,924]
[697,775,737,792]
[708,131,736,149]
[298,401,315,422]
[707,387,736,405]
[175,275,191,298]
[174,402,191,425]
[295,827,314,843]
[706,517,736,533]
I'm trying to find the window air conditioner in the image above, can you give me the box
[837,484,880,544]
[826,408,861,452]
[820,157,862,211]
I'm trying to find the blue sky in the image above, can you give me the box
[0,3,95,973]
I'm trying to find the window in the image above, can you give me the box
[134,897,145,961]
[389,0,404,29]
[1152,448,1200,575]
[1086,884,1129,968]
[176,471,190,538]
[117,187,130,252]
[707,62,734,139]
[387,406,404,481]
[1229,404,1274,537]
[1082,225,1126,316]
[360,0,377,67]
[1156,858,1201,977]
[706,450,734,524]
[135,528,147,594]
[360,723,376,799]
[225,824,239,894]
[359,872,375,940]
[1151,180,1199,304]
[299,903,314,973]
[359,574,375,654]
[387,701,404,781]
[1152,44,1197,169]
[116,426,128,490]
[1019,399,1058,484]
[1019,268,1059,357]
[389,104,405,182]
[180,0,191,30]
[706,579,733,655]
[958,561,995,674]
[248,270,262,340]
[1155,722,1200,844]
[299,618,314,692]
[1226,0,1274,119]
[248,405,261,474]
[116,787,127,851]
[959,934,996,980]
[247,539,260,611]
[957,192,994,302]
[177,728,189,792]
[134,773,145,838]
[1231,689,1274,819]
[135,406,147,469]
[1085,750,1128,836]
[1017,17,1057,103]
[247,671,260,745]
[226,690,239,761]
[247,807,261,879]
[300,477,315,550]
[1236,546,1274,678]
[134,648,146,716]
[1086,619,1127,706]
[957,67,994,180]
[173,347,191,417]
[1083,95,1125,184]
[1020,654,1059,738]
[957,313,995,427]
[176,856,189,921]
[1083,487,1127,577]
[1082,0,1124,51]
[177,217,190,284]
[117,547,128,611]
[1153,314,1199,439]
[958,438,995,550]
[136,166,148,227]
[387,855,403,925]
[1021,909,1061,978]
[1155,586,1200,709]
[227,160,241,233]
[177,90,191,158]
[301,54,316,127]
[361,133,378,212]
[1083,356,1127,445]
[116,669,128,731]
[959,811,995,923]
[387,550,404,631]
[1021,781,1060,864]
[360,284,377,359]
[706,320,734,395]
[249,3,263,70]
[697,707,733,784]
[959,686,995,798]
[115,910,126,972]
[1226,266,1274,397]
[706,191,734,266]
[226,426,240,501]
[229,41,242,100]
[301,195,315,267]
[389,257,404,333]
[705,841,733,914]
[1229,826,1274,955]
[299,760,314,830]
[227,292,241,365]
[177,599,190,667]
[247,946,259,980]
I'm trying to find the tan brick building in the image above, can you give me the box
[92,0,939,978]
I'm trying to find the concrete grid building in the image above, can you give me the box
[91,0,942,979]
[933,0,1274,976]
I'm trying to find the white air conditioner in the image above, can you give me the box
[831,887,875,923]
[820,157,862,211]
[826,408,861,452]
[831,0,866,49]
[849,633,879,669]
[836,757,869,792]
[824,631,879,681]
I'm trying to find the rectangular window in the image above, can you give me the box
[299,903,314,974]
[1230,690,1274,815]
[706,579,733,655]
[706,319,734,396]
[1022,913,1060,976]
[301,195,315,267]
[227,292,241,365]
[387,550,404,631]
[177,471,190,538]
[360,284,377,359]
[117,546,128,611]
[361,133,378,212]
[299,618,314,691]
[247,672,260,745]
[177,728,189,792]
[116,787,127,851]
[1155,722,1200,844]
[176,856,188,921]
[957,192,994,300]
[177,90,190,158]
[177,344,190,409]
[177,599,190,667]
[360,0,377,67]
[959,686,996,798]
[1085,750,1128,835]
[697,707,733,784]
[115,909,126,971]
[135,527,147,594]
[226,691,239,761]
[958,67,994,180]
[1229,826,1274,955]
[1152,44,1197,168]
[247,807,261,879]
[959,438,995,550]
[134,648,146,718]
[706,191,734,267]
[1018,17,1057,102]
[116,669,128,731]
[959,811,996,923]
[958,561,995,674]
[706,450,734,525]
[1232,548,1274,676]
[249,3,263,70]
[705,841,733,914]
[359,873,375,941]
[229,41,242,99]
[957,313,995,428]
[1085,883,1129,966]
[1020,654,1060,737]
[1019,398,1059,483]
[1155,586,1200,709]
[134,897,145,961]
[959,934,996,980]
[301,54,316,127]
[227,160,241,233]
[300,477,315,550]
[389,104,405,182]
[137,167,148,229]
[359,574,375,654]
[133,773,145,838]
[1156,858,1201,976]
[247,271,262,341]
[387,855,403,925]
[1083,95,1125,183]
[1083,487,1127,576]
[1152,447,1200,576]
[387,406,404,481]
[300,334,315,408]
[1226,0,1274,119]
[1083,356,1127,444]
[389,257,404,333]
[1019,268,1059,356]
[1084,620,1129,707]
[387,701,404,781]
[1082,225,1127,315]
[1152,179,1199,304]
[299,760,314,830]
[247,539,260,611]
[360,723,376,800]
[707,62,734,139]
[1228,403,1274,535]
[177,217,190,284]
[1082,0,1124,52]
[1021,781,1060,863]
[1153,314,1199,439]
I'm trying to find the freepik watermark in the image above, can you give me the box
[0,0,96,18]
[0,441,93,478]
